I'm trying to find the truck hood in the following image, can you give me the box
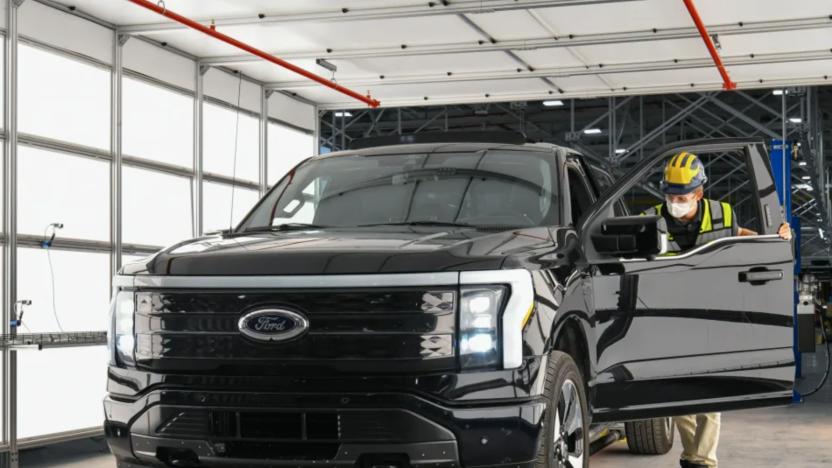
[121,226,565,276]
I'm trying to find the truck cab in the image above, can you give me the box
[105,135,794,468]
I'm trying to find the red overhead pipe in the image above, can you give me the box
[126,0,381,108]
[681,0,737,90]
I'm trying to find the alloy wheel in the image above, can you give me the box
[552,379,584,468]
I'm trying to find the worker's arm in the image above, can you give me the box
[738,223,792,240]
[738,227,757,236]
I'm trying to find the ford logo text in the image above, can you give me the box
[238,308,309,342]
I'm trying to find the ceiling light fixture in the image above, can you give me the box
[615,149,626,154]
[772,89,784,96]
[315,58,338,73]
[584,128,602,135]
[334,111,353,118]
[542,100,564,107]
[789,117,803,124]
[798,161,808,166]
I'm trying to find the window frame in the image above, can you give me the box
[580,139,778,264]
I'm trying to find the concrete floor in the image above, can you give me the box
[20,351,832,468]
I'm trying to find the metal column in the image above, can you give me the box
[193,64,205,237]
[110,33,125,283]
[312,105,320,155]
[259,88,268,195]
[3,0,20,466]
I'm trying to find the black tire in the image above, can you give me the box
[624,417,674,455]
[534,351,590,468]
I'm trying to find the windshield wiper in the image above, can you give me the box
[243,223,328,233]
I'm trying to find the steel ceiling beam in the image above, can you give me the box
[265,49,832,90]
[619,94,712,157]
[706,95,782,139]
[120,0,641,34]
[315,75,826,111]
[126,0,381,108]
[202,15,832,65]
[672,94,764,137]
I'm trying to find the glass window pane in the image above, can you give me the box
[268,123,313,185]
[203,103,259,182]
[17,248,109,438]
[122,254,151,264]
[19,44,110,149]
[0,147,4,233]
[18,145,109,241]
[0,43,5,129]
[0,250,3,442]
[18,346,108,438]
[203,181,260,233]
[123,77,194,168]
[17,248,110,332]
[123,166,192,247]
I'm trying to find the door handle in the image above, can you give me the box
[739,269,783,285]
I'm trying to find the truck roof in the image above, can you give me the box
[316,141,566,160]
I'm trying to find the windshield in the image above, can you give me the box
[238,148,559,231]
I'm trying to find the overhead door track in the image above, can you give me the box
[126,0,382,108]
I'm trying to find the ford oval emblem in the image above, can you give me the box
[237,308,309,342]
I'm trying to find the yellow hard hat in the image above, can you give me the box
[661,151,707,194]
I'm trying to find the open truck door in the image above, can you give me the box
[581,138,794,422]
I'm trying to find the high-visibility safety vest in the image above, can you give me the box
[642,199,734,253]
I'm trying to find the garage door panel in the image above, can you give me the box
[720,28,832,57]
[603,67,722,89]
[572,38,707,65]
[465,10,549,40]
[513,48,586,69]
[532,1,690,36]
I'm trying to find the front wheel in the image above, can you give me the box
[535,351,589,468]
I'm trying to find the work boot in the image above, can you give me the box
[680,460,710,468]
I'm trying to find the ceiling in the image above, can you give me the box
[53,0,832,109]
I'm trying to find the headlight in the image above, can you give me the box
[459,286,506,369]
[109,291,135,367]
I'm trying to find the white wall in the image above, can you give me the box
[269,91,316,131]
[19,0,111,64]
[8,0,320,443]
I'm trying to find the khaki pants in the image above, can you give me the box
[674,413,721,467]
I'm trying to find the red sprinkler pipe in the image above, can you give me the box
[126,0,381,108]
[681,0,737,90]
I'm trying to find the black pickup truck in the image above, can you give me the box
[105,134,794,468]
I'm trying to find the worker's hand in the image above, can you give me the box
[778,222,793,240]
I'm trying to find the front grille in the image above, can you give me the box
[132,404,459,463]
[151,407,449,444]
[156,409,339,441]
[133,287,456,374]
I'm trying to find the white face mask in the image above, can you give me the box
[667,199,696,218]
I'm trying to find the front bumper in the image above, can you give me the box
[105,389,546,467]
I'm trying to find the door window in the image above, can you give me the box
[607,147,763,241]
[567,167,594,224]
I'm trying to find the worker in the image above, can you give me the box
[643,151,792,468]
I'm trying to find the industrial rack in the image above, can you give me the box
[0,332,107,350]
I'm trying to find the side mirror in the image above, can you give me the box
[591,215,664,258]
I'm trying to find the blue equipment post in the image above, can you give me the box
[769,140,801,391]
